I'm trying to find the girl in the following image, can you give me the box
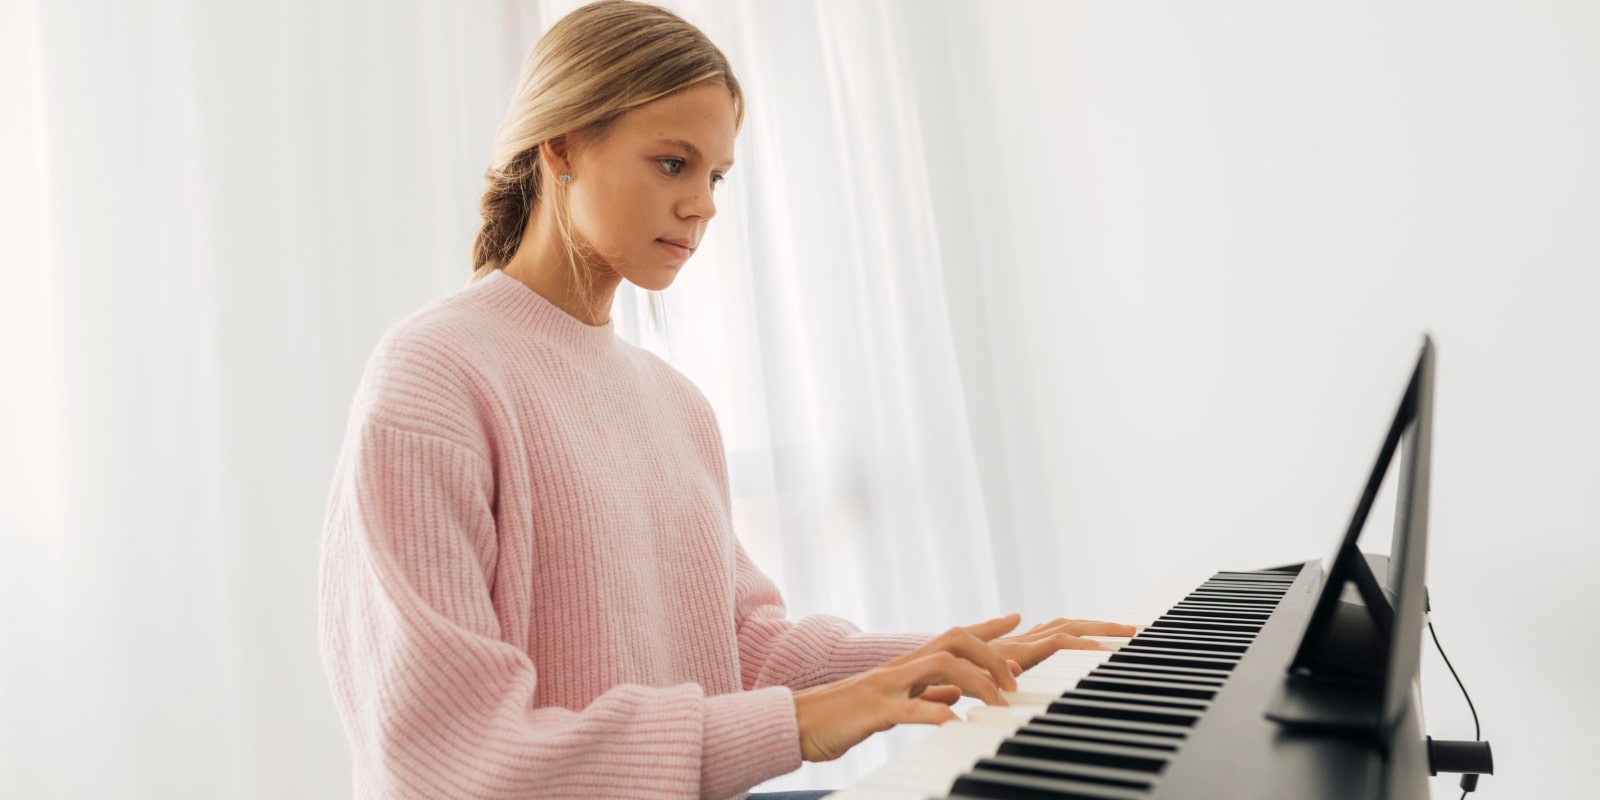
[317,2,1131,798]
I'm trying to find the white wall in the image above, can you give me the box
[932,2,1598,797]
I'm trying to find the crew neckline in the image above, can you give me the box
[473,269,620,356]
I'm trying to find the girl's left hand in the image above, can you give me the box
[988,618,1139,674]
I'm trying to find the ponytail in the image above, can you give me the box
[471,147,542,281]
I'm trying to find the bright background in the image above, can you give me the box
[2,1,1593,798]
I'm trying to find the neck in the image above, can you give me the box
[501,203,621,327]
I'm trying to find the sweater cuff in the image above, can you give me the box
[825,632,931,676]
[701,686,802,799]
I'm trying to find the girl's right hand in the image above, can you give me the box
[790,613,1023,763]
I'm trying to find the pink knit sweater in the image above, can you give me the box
[318,270,927,799]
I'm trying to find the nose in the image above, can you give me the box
[678,182,717,222]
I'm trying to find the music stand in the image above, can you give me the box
[1265,336,1434,748]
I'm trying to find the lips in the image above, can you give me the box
[657,238,694,258]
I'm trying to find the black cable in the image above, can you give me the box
[1428,617,1481,740]
[1428,616,1480,799]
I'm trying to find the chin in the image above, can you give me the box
[630,275,680,292]
[624,265,684,293]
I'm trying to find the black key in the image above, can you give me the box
[1018,721,1183,752]
[1047,696,1203,727]
[1064,688,1210,712]
[948,767,1153,799]
[1076,675,1219,700]
[1031,712,1193,739]
[997,735,1170,772]
[1127,635,1248,655]
[1192,584,1288,596]
[1110,646,1240,671]
[1152,616,1261,633]
[1132,628,1255,644]
[1089,663,1229,684]
[977,753,1158,789]
[1165,606,1271,620]
[1169,602,1273,616]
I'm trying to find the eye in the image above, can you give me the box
[710,173,726,190]
[657,158,685,175]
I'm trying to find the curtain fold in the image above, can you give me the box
[705,0,1003,636]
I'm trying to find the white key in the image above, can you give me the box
[829,720,1024,800]
[836,599,1177,797]
[978,630,1133,711]
[964,703,1046,725]
[1085,635,1133,648]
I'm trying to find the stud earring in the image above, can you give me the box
[559,173,572,184]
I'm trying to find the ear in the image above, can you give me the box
[538,134,571,178]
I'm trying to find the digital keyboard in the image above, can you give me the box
[832,563,1433,800]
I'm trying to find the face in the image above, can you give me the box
[560,82,738,292]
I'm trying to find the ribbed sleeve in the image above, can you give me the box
[701,688,802,798]
[731,542,929,691]
[321,422,802,798]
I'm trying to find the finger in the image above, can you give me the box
[884,614,1024,673]
[1008,634,1104,673]
[895,697,962,727]
[963,612,1023,641]
[1052,633,1111,651]
[932,626,1018,691]
[1005,619,1088,641]
[1016,619,1138,642]
[891,616,1022,690]
[999,630,1068,646]
[1018,636,1069,669]
[917,685,962,705]
[892,652,1008,707]
[1055,619,1139,637]
[884,619,1011,671]
[1024,617,1139,636]
[1008,659,1022,677]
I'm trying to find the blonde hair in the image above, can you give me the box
[471,0,744,311]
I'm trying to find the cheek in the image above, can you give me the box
[571,177,651,251]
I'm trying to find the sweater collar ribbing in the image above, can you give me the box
[473,270,621,357]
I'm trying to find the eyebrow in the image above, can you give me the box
[656,138,735,170]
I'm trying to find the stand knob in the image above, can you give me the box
[1428,737,1494,775]
[1428,738,1493,793]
